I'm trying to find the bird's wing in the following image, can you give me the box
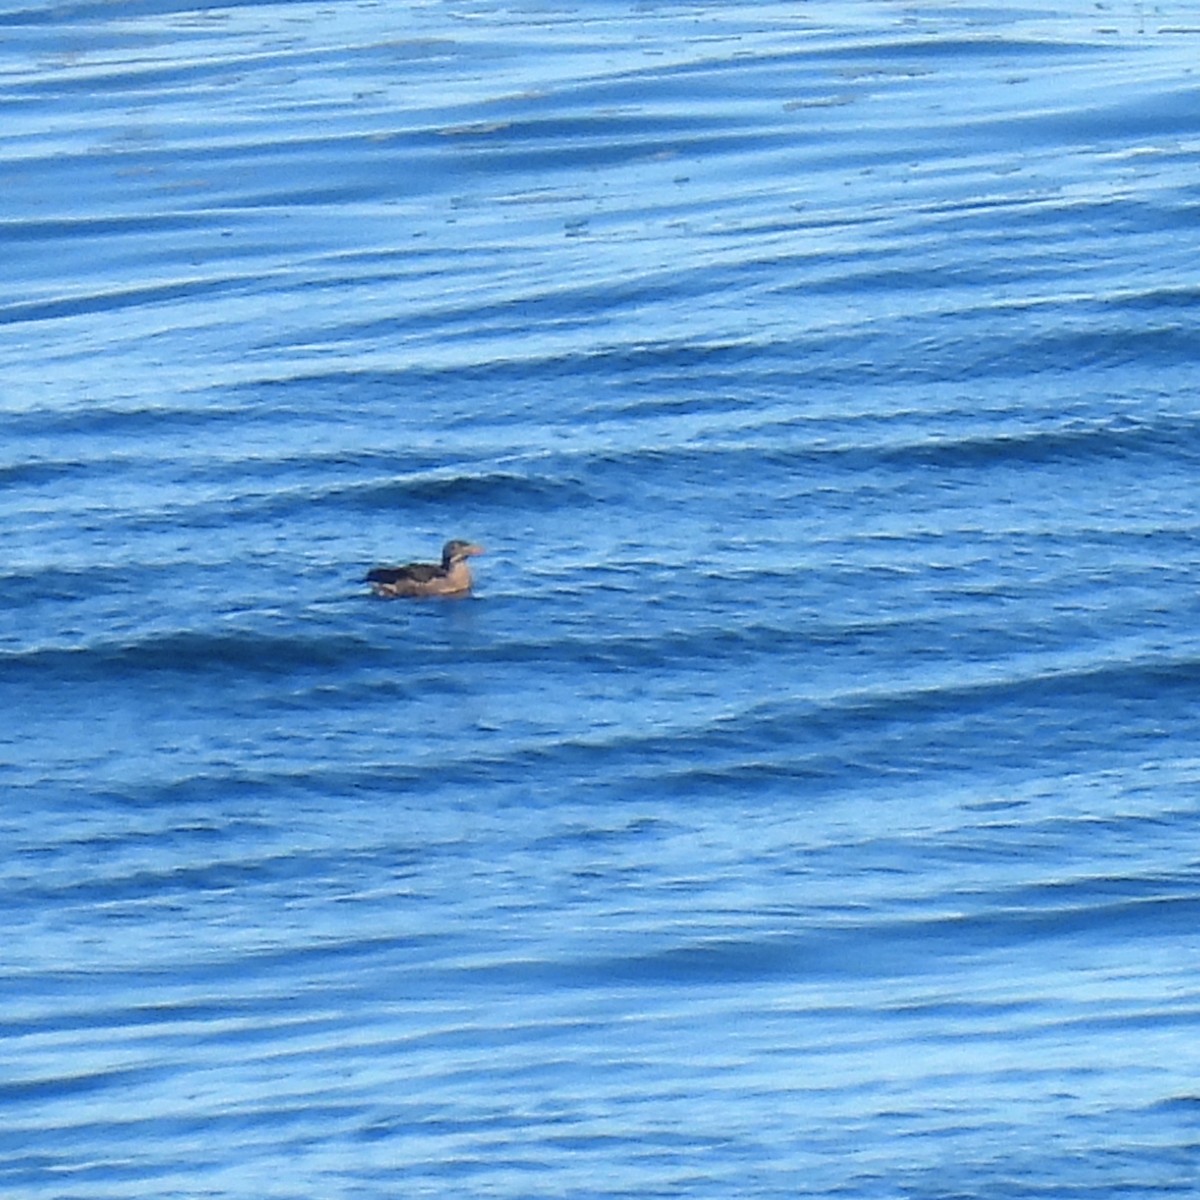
[365,562,442,584]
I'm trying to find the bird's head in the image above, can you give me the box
[441,540,485,568]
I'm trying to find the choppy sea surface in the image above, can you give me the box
[4,1,1200,1196]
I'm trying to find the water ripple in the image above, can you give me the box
[6,2,1200,1198]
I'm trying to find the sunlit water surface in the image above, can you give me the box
[4,2,1200,1196]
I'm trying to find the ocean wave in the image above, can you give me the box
[871,414,1200,469]
[456,889,1200,989]
[4,402,1195,518]
[0,628,383,681]
[336,470,595,512]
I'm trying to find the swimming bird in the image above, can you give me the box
[365,539,485,598]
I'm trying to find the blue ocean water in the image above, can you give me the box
[4,1,1200,1195]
